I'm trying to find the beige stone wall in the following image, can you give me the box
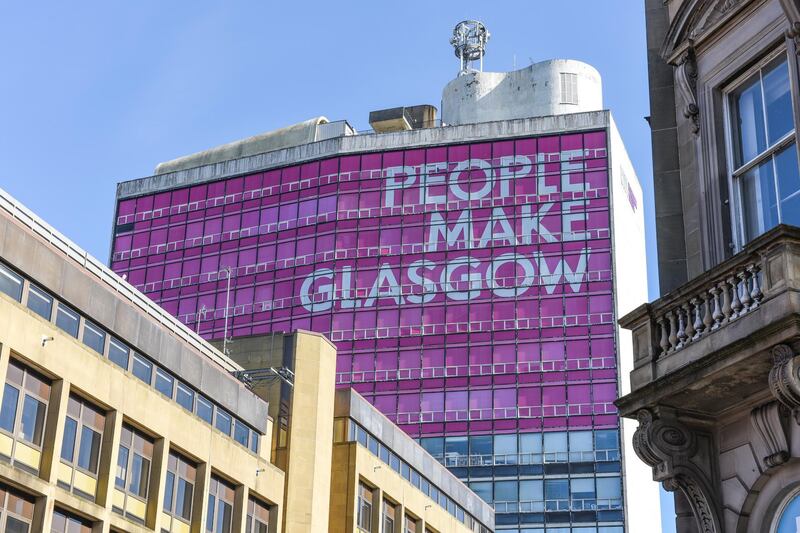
[0,293,284,532]
[329,442,480,533]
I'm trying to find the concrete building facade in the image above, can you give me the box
[0,187,494,532]
[109,56,658,532]
[617,0,800,532]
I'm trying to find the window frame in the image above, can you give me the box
[163,451,196,525]
[59,394,106,490]
[0,483,35,532]
[0,360,51,465]
[357,482,373,532]
[206,475,236,533]
[723,46,800,248]
[245,495,271,533]
[114,424,154,519]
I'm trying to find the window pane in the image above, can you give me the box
[108,338,129,370]
[196,395,213,424]
[60,417,78,462]
[0,384,19,433]
[164,471,175,512]
[55,304,80,338]
[82,321,106,355]
[5,516,29,533]
[177,478,193,520]
[234,420,249,447]
[494,480,517,502]
[26,285,52,320]
[0,264,23,302]
[470,481,492,503]
[132,354,153,384]
[495,434,517,464]
[115,446,129,488]
[77,426,101,473]
[215,410,232,435]
[597,477,622,499]
[545,479,569,499]
[20,395,46,445]
[155,369,174,398]
[741,157,778,241]
[206,494,216,532]
[520,480,543,502]
[217,500,232,533]
[129,453,150,498]
[733,73,767,166]
[763,57,793,145]
[176,383,194,411]
[776,143,800,227]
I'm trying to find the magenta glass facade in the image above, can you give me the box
[112,130,623,529]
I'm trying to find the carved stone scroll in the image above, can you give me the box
[632,410,722,533]
[768,344,800,423]
[779,0,800,54]
[750,401,789,469]
[675,46,700,135]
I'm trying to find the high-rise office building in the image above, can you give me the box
[110,23,658,532]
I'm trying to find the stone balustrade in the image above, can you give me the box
[619,224,800,393]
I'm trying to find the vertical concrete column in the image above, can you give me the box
[96,409,123,510]
[281,333,337,532]
[193,461,212,533]
[147,436,170,531]
[40,377,69,483]
[31,494,52,533]
[232,484,249,533]
[372,486,383,533]
[397,503,406,533]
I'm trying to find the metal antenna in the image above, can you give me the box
[450,20,490,75]
[222,266,233,355]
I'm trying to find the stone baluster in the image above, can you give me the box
[676,307,687,349]
[729,275,742,319]
[667,310,678,352]
[749,264,763,306]
[657,316,669,357]
[738,270,752,312]
[691,297,704,339]
[720,280,732,323]
[683,302,695,343]
[702,293,713,333]
[710,286,723,330]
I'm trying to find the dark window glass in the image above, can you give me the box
[0,384,19,433]
[155,369,174,398]
[82,320,106,354]
[196,395,213,424]
[20,395,45,445]
[176,383,194,411]
[26,285,52,320]
[234,420,249,447]
[215,410,232,435]
[115,446,128,489]
[132,353,152,384]
[60,417,77,462]
[163,471,175,512]
[108,338,129,370]
[55,304,80,338]
[77,426,101,473]
[0,264,23,302]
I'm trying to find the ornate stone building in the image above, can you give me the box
[617,0,800,532]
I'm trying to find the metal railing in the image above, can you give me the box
[0,187,241,372]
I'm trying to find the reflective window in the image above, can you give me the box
[108,338,129,369]
[51,508,92,533]
[55,303,80,338]
[196,395,214,424]
[163,451,196,523]
[245,496,270,533]
[82,320,106,354]
[0,361,50,472]
[26,284,52,320]
[131,353,153,384]
[0,483,35,533]
[155,368,174,398]
[729,52,800,243]
[114,424,154,519]
[215,409,232,435]
[206,476,235,533]
[176,382,194,411]
[357,483,373,532]
[0,264,23,302]
[59,395,105,494]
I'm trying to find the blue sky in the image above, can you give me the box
[0,1,673,530]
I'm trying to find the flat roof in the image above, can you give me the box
[116,110,611,200]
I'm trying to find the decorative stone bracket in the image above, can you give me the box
[632,409,722,533]
[768,344,800,422]
[674,46,700,135]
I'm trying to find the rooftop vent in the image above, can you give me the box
[368,105,437,133]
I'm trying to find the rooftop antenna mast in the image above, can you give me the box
[450,20,490,75]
